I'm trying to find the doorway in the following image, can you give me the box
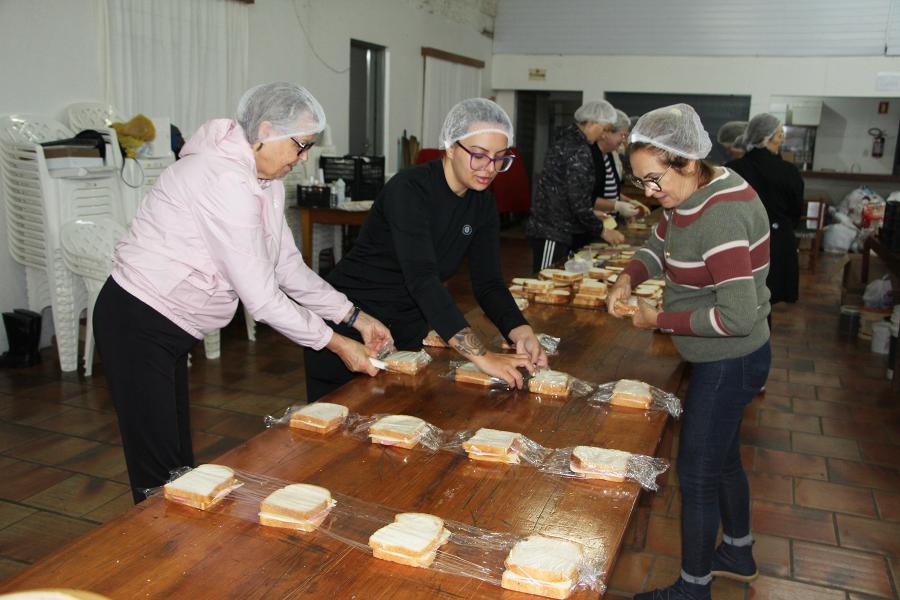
[349,40,385,156]
[515,90,584,187]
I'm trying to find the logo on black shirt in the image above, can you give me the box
[462,224,473,236]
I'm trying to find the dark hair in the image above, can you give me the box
[627,142,716,187]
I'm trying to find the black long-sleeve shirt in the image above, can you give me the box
[726,148,804,229]
[327,160,528,348]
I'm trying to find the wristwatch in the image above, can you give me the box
[346,305,362,328]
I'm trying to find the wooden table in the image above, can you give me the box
[0,304,685,599]
[861,236,900,392]
[299,206,369,267]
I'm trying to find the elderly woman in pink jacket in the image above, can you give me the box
[93,82,392,502]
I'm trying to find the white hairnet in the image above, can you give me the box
[716,121,748,145]
[574,100,617,125]
[439,98,514,149]
[744,113,782,150]
[614,109,631,132]
[236,81,327,144]
[629,103,712,160]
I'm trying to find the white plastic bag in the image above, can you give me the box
[822,222,858,254]
[863,276,893,309]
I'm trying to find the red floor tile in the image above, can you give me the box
[836,514,900,555]
[754,448,827,480]
[791,432,861,460]
[828,458,900,492]
[746,472,793,505]
[792,541,893,598]
[794,478,877,517]
[751,500,836,545]
[874,490,900,522]
[745,575,846,599]
[757,409,820,434]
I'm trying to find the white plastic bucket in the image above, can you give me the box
[871,321,892,354]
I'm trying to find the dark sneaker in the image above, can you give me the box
[711,542,759,582]
[633,577,712,600]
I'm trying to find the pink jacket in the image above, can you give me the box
[112,119,352,350]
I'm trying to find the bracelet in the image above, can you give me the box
[346,305,361,328]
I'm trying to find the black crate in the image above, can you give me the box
[297,185,332,208]
[319,155,385,201]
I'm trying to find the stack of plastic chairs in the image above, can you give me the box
[0,114,126,372]
[59,218,127,376]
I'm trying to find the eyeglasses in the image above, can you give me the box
[628,165,671,193]
[291,137,315,157]
[455,141,515,173]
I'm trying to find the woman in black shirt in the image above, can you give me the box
[304,99,548,402]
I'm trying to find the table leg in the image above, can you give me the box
[861,239,871,285]
[300,208,313,268]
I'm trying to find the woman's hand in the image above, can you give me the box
[507,324,549,368]
[607,274,632,318]
[471,352,534,389]
[326,333,380,376]
[601,228,625,245]
[632,301,660,330]
[352,311,394,354]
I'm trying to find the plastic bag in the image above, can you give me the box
[589,381,683,417]
[863,276,893,309]
[264,403,361,431]
[839,186,884,228]
[371,349,433,375]
[350,413,446,452]
[528,368,596,398]
[564,254,592,274]
[823,222,857,254]
[539,448,669,491]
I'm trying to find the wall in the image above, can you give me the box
[0,0,105,352]
[248,0,495,174]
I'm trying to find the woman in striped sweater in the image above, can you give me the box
[608,104,771,600]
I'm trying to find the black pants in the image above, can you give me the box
[529,238,571,272]
[93,278,199,503]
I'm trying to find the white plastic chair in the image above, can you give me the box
[59,218,126,376]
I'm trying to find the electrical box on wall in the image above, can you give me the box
[788,101,822,126]
[528,68,546,81]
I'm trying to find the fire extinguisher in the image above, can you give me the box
[869,127,885,158]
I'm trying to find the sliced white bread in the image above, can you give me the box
[534,289,571,305]
[422,330,448,348]
[163,464,238,510]
[259,483,335,531]
[610,379,652,409]
[528,369,570,396]
[383,351,430,375]
[454,362,496,386]
[463,428,522,463]
[504,535,584,584]
[369,415,428,449]
[501,569,577,599]
[289,402,349,433]
[368,512,450,568]
[570,446,631,482]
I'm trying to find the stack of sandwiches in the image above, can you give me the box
[422,330,448,348]
[572,278,607,309]
[539,268,583,285]
[382,350,431,375]
[462,428,524,464]
[501,535,585,599]
[527,369,571,396]
[569,446,631,482]
[163,464,240,510]
[588,266,614,281]
[258,483,336,532]
[534,289,571,305]
[368,415,430,449]
[368,512,451,568]
[289,402,349,434]
[610,379,653,409]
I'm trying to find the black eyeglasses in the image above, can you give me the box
[455,141,515,173]
[291,137,315,157]
[628,165,671,192]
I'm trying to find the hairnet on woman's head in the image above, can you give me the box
[743,113,782,150]
[614,109,631,132]
[629,103,712,159]
[236,81,327,144]
[717,121,748,145]
[439,98,514,149]
[574,100,617,125]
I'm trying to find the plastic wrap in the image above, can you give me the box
[539,448,669,491]
[142,464,244,508]
[264,403,362,432]
[371,349,433,375]
[350,414,446,452]
[445,360,515,390]
[444,430,552,467]
[527,368,595,399]
[589,381,683,417]
[148,467,606,596]
[495,332,561,356]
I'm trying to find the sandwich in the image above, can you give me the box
[509,285,531,299]
[163,464,239,510]
[528,369,571,396]
[572,293,605,309]
[534,289,571,305]
[258,483,335,531]
[369,415,429,449]
[501,535,584,599]
[462,428,524,464]
[289,402,349,434]
[518,278,554,293]
[515,297,530,311]
[588,267,614,280]
[569,446,631,482]
[539,269,583,283]
[368,512,451,568]
[453,361,497,386]
[578,279,607,297]
[614,296,640,316]
[610,379,653,409]
[383,350,431,375]
[422,330,448,347]
[633,283,659,298]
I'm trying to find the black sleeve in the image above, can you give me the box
[567,147,605,235]
[382,180,469,342]
[467,201,529,339]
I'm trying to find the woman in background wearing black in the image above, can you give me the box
[304,99,548,402]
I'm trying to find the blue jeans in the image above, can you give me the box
[678,340,771,580]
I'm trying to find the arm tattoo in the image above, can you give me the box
[451,327,487,357]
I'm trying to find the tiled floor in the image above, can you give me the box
[0,238,897,599]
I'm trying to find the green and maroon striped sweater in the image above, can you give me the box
[622,168,771,363]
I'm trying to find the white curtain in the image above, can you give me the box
[422,55,483,148]
[103,0,249,137]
